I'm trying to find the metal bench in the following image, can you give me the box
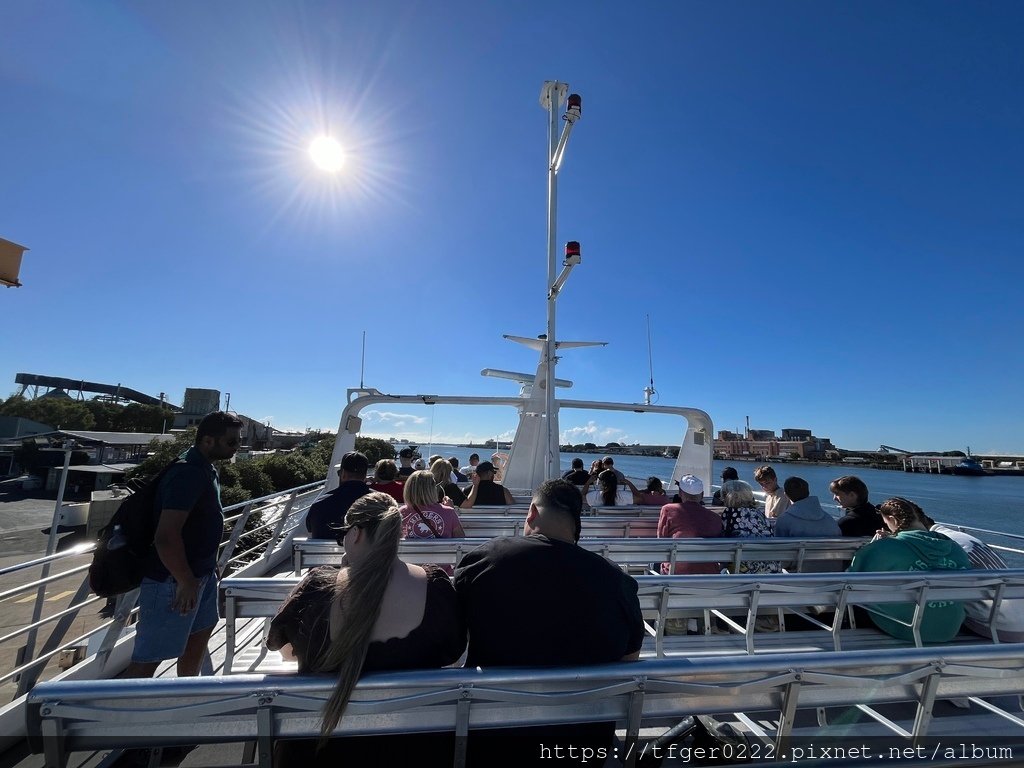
[291,535,867,574]
[220,569,1024,674]
[27,645,1024,768]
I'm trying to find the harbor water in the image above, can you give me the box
[431,445,1024,540]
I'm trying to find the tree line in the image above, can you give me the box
[0,394,176,434]
[130,432,395,507]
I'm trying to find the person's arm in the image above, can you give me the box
[502,485,515,505]
[461,473,479,509]
[152,508,201,615]
[621,477,640,503]
[580,475,596,498]
[620,650,641,661]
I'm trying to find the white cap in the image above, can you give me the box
[677,475,704,496]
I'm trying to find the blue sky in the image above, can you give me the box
[2,1,1022,453]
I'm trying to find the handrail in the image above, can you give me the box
[0,544,95,578]
[28,645,1024,768]
[0,479,323,701]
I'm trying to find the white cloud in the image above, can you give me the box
[561,420,631,444]
[362,410,429,430]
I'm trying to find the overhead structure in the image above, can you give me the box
[14,373,181,410]
[0,237,28,288]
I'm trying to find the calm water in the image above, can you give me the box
[431,445,1024,538]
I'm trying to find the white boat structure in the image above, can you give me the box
[5,81,1024,767]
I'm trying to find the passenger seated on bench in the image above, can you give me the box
[657,475,722,575]
[830,475,884,537]
[922,513,1024,642]
[582,468,639,507]
[267,492,465,766]
[462,460,515,507]
[636,476,668,505]
[720,480,781,574]
[367,459,404,504]
[429,458,467,508]
[773,477,843,572]
[400,470,466,576]
[847,497,969,643]
[754,465,791,519]
[712,466,739,506]
[454,479,644,765]
[774,477,839,537]
[305,451,371,539]
[562,457,590,485]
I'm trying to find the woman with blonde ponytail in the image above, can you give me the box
[267,491,465,765]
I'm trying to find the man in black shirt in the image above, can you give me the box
[454,479,644,762]
[396,447,416,478]
[562,457,590,485]
[461,461,514,507]
[304,451,370,539]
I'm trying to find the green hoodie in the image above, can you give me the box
[847,530,970,642]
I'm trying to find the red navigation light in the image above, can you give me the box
[565,241,581,257]
[567,93,582,112]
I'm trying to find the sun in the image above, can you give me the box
[308,136,346,172]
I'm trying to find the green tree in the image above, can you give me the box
[237,461,275,499]
[127,430,195,481]
[354,436,394,466]
[220,484,252,508]
[0,395,96,431]
[259,453,324,492]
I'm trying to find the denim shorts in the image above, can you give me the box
[132,573,219,663]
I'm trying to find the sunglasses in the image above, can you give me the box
[335,524,355,544]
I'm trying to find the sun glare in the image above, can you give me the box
[309,136,346,172]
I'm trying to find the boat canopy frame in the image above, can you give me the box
[326,388,713,496]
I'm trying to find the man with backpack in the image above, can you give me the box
[123,411,243,680]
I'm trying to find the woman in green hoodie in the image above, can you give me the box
[847,497,969,642]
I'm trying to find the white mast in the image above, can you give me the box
[541,80,582,481]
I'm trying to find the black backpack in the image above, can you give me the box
[88,459,183,598]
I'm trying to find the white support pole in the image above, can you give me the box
[543,82,564,483]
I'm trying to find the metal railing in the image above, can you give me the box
[0,480,323,702]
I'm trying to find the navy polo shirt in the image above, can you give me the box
[305,480,371,539]
[145,446,223,580]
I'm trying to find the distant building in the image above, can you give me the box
[173,388,222,429]
[713,427,836,461]
[781,428,813,441]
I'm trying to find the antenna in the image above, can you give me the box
[360,331,366,389]
[643,314,657,405]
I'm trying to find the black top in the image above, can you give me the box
[562,468,590,485]
[439,481,467,507]
[472,480,508,506]
[146,447,222,580]
[266,565,465,673]
[304,480,371,539]
[397,466,414,478]
[837,502,883,537]
[454,535,645,668]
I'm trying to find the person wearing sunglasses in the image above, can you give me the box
[124,410,243,683]
[268,492,465,765]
